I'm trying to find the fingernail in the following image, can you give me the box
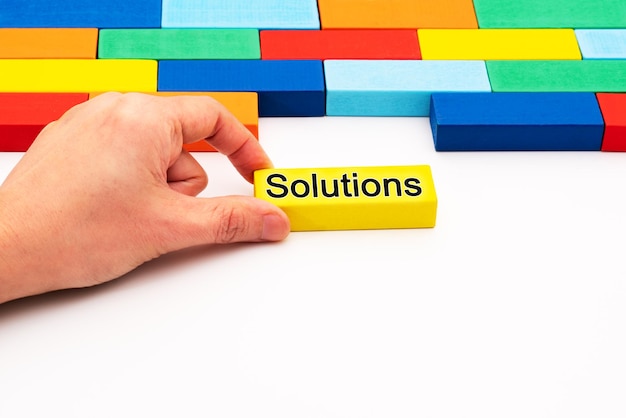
[261,213,289,241]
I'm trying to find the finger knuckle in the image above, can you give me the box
[214,205,249,244]
[108,93,160,127]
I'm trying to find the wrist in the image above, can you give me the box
[0,188,50,303]
[0,192,22,303]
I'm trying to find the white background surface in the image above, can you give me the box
[1,116,626,417]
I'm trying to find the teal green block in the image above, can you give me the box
[98,29,260,59]
[487,60,626,92]
[473,0,626,29]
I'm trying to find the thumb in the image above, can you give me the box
[162,195,291,251]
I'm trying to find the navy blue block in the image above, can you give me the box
[0,0,161,28]
[430,92,605,151]
[158,60,325,117]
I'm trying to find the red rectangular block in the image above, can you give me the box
[260,29,421,60]
[0,93,88,151]
[597,93,626,152]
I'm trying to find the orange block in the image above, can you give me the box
[0,28,98,58]
[89,91,258,152]
[318,0,478,29]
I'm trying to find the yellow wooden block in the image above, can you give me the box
[0,59,157,92]
[418,29,582,60]
[254,165,437,231]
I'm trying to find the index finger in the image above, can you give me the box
[164,95,273,183]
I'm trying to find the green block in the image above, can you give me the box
[473,0,626,28]
[487,60,626,92]
[98,29,260,59]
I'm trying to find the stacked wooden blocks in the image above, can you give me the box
[4,0,626,229]
[2,0,626,153]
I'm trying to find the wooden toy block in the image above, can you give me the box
[596,93,626,152]
[324,60,491,117]
[0,60,157,93]
[0,28,98,59]
[0,93,89,152]
[90,91,259,152]
[429,92,604,151]
[0,0,161,28]
[98,29,260,60]
[317,0,477,29]
[419,29,581,60]
[158,60,325,117]
[575,30,626,59]
[162,0,320,29]
[487,60,626,92]
[260,29,420,60]
[254,165,437,231]
[473,0,626,29]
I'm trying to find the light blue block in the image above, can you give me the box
[324,60,492,117]
[162,0,320,29]
[575,30,626,59]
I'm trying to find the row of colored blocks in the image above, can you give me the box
[431,92,626,152]
[3,59,626,118]
[2,0,626,29]
[0,90,440,230]
[5,28,626,60]
[0,92,258,152]
[3,91,626,153]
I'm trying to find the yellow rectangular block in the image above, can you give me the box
[254,165,437,231]
[418,29,582,60]
[0,59,157,92]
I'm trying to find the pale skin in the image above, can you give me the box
[0,92,290,304]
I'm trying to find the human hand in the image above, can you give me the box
[0,92,290,304]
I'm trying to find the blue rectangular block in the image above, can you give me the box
[162,0,320,29]
[0,0,161,28]
[324,60,491,117]
[430,92,604,151]
[158,60,325,117]
[575,30,626,59]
